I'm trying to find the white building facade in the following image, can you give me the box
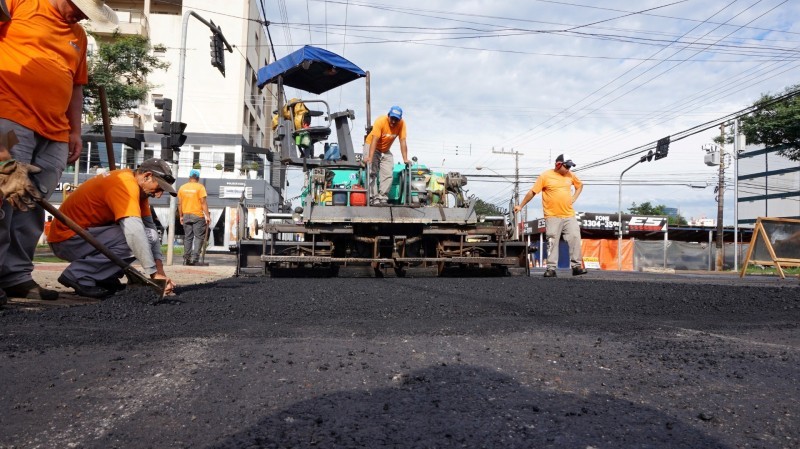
[64,0,281,250]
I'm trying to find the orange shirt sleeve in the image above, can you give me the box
[105,175,145,221]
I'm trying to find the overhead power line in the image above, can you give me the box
[576,86,800,172]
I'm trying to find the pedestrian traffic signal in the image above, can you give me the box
[154,98,172,134]
[160,136,173,162]
[655,136,670,160]
[210,31,225,76]
[169,121,187,150]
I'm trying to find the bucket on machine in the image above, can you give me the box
[350,185,367,206]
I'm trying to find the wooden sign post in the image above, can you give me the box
[740,217,800,279]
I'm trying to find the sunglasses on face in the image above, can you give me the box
[149,169,175,184]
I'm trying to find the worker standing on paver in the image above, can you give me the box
[514,154,587,277]
[0,0,118,302]
[364,106,409,205]
[177,169,210,266]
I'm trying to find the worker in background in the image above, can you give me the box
[0,0,118,302]
[364,106,409,205]
[42,216,53,243]
[514,154,587,277]
[48,158,177,298]
[177,169,210,265]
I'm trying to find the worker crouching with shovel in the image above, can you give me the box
[48,158,177,299]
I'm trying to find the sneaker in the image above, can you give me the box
[57,274,113,299]
[572,266,588,276]
[543,269,557,278]
[4,280,59,301]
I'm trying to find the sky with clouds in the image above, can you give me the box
[261,0,800,223]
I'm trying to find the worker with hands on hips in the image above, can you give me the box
[514,154,588,278]
[363,106,409,205]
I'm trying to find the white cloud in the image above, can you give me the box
[269,0,800,223]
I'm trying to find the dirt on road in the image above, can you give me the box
[1,264,798,448]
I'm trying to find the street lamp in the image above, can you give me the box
[617,150,655,270]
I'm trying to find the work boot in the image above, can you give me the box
[4,280,59,301]
[57,274,113,299]
[572,266,588,276]
[543,268,557,278]
[96,276,125,293]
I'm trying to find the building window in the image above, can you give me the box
[224,153,235,172]
[143,146,154,161]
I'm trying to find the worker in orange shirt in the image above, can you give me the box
[364,106,409,205]
[177,169,210,265]
[514,154,587,278]
[48,159,177,298]
[0,0,117,302]
[42,216,53,243]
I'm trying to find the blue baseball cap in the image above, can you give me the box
[189,169,200,178]
[388,106,403,120]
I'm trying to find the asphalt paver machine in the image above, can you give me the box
[235,45,527,277]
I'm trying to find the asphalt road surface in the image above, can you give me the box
[1,267,798,449]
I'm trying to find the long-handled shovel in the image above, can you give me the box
[36,198,167,301]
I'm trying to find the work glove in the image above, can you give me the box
[0,159,43,211]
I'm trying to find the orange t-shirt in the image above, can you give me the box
[178,181,208,217]
[48,170,151,243]
[367,115,406,153]
[530,169,582,218]
[0,0,88,142]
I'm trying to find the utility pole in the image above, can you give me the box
[165,10,233,266]
[492,147,524,239]
[715,123,726,271]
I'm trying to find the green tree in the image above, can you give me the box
[628,201,688,226]
[734,84,800,161]
[473,198,504,216]
[84,33,169,132]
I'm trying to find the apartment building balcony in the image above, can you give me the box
[89,9,150,37]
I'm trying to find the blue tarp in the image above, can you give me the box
[257,45,366,95]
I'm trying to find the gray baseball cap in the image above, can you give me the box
[138,158,177,196]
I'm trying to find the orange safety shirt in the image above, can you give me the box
[178,181,208,217]
[48,170,151,243]
[0,0,88,142]
[367,115,406,153]
[530,169,583,218]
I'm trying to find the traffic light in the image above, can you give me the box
[655,136,670,160]
[160,135,173,162]
[154,98,172,134]
[210,31,225,76]
[169,121,187,149]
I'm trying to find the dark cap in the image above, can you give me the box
[555,154,576,168]
[138,158,177,196]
